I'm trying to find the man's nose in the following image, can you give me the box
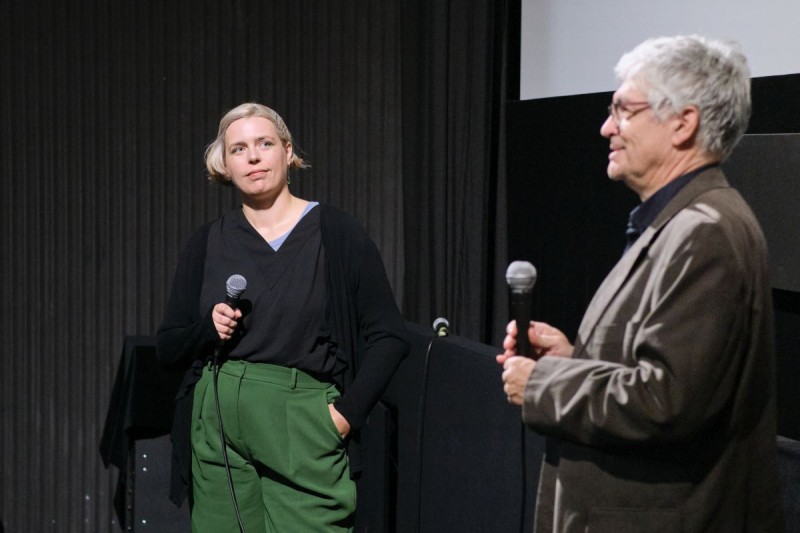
[600,115,618,138]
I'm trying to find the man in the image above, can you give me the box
[498,35,784,532]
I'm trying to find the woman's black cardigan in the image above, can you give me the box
[156,203,410,505]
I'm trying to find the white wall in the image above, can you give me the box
[521,0,800,100]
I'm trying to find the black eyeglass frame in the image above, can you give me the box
[607,100,651,122]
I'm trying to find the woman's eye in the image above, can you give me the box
[259,140,273,148]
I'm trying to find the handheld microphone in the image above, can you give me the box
[224,274,248,310]
[215,275,248,358]
[505,261,537,357]
[433,317,450,337]
[214,274,249,533]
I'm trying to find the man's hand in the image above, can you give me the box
[499,356,536,405]
[500,320,574,359]
[497,320,573,405]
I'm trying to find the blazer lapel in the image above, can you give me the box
[573,233,646,357]
[573,167,730,357]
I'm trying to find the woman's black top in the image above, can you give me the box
[200,205,337,380]
[156,203,409,505]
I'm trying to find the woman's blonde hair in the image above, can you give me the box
[204,102,308,184]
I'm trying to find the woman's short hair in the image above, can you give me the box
[615,35,751,161]
[205,102,308,184]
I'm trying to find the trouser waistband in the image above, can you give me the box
[214,359,330,390]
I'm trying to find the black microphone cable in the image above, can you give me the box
[213,354,246,533]
[213,275,247,533]
[415,317,449,531]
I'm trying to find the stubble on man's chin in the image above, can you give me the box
[606,164,623,182]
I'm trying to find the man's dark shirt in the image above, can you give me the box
[624,163,719,252]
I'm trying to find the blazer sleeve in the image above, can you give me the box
[156,223,220,370]
[522,208,762,448]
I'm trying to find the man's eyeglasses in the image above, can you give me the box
[607,100,651,123]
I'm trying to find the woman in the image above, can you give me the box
[157,102,409,531]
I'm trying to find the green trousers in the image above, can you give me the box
[190,360,355,532]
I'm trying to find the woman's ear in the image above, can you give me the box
[285,142,294,166]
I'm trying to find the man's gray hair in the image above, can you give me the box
[615,35,751,161]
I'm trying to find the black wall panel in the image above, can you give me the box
[723,134,800,292]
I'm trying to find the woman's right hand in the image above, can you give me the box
[212,303,243,341]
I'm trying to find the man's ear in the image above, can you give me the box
[671,105,700,148]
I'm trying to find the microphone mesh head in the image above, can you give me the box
[505,261,537,291]
[432,317,449,330]
[226,274,248,299]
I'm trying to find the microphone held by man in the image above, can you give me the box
[505,260,537,357]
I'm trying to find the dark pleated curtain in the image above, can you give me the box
[401,0,511,344]
[0,0,512,530]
